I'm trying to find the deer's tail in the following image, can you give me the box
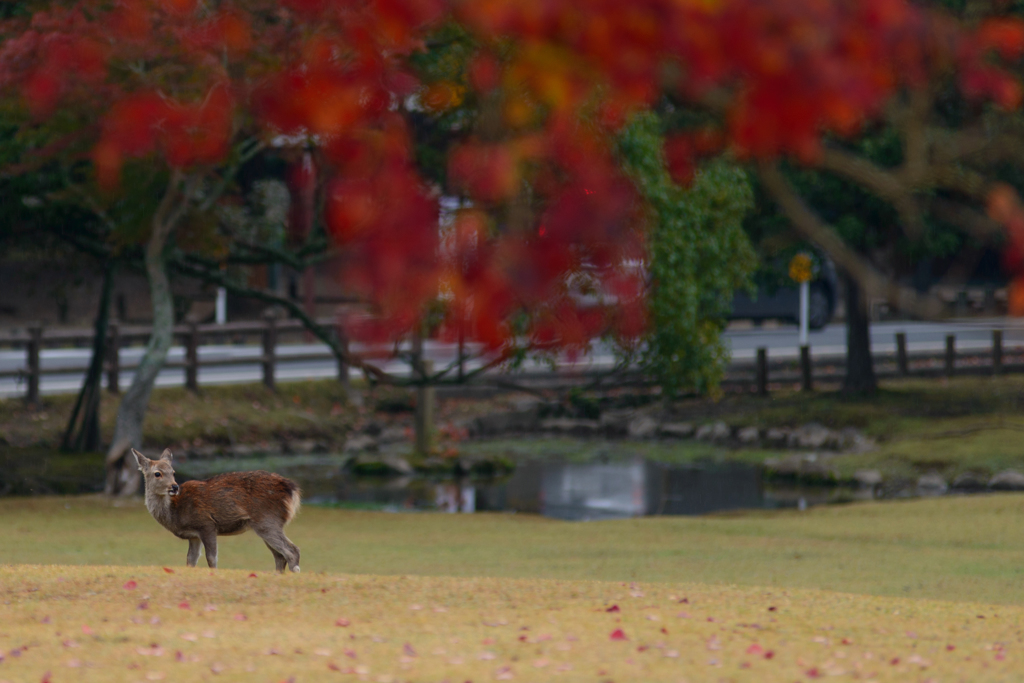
[282,479,302,525]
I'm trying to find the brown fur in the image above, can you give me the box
[132,448,302,573]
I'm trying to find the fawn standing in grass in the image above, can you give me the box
[132,448,302,573]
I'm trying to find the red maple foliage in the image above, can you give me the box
[3,0,1024,345]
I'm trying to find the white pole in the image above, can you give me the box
[215,287,227,325]
[799,280,809,346]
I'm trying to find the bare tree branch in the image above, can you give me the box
[756,161,946,319]
[816,144,925,237]
[198,138,266,213]
[927,197,1004,241]
[0,127,96,179]
[928,164,991,199]
[169,252,395,383]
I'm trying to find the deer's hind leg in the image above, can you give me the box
[264,541,287,573]
[253,522,300,573]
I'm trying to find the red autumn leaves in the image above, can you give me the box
[5,0,1024,351]
[93,86,234,188]
[440,131,645,350]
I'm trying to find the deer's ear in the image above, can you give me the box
[131,449,149,472]
[159,449,173,463]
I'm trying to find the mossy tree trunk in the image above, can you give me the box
[105,171,195,496]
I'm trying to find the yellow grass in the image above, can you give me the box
[3,494,1024,681]
[2,564,1021,682]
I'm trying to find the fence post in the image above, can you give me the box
[185,322,199,392]
[756,347,768,396]
[262,313,276,391]
[800,345,813,392]
[993,329,1003,375]
[335,322,349,389]
[415,359,436,456]
[106,322,120,394]
[896,332,908,376]
[26,324,42,404]
[945,334,956,377]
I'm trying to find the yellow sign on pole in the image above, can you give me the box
[789,253,813,284]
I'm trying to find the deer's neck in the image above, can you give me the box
[144,483,174,528]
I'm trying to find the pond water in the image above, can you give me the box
[177,456,863,520]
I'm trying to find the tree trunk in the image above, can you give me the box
[411,331,435,456]
[105,173,188,496]
[842,271,877,395]
[62,262,114,452]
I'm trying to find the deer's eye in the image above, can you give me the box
[154,472,162,478]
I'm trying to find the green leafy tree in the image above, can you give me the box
[619,114,756,396]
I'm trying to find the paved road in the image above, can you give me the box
[4,318,1023,398]
[725,318,1024,361]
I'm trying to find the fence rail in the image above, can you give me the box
[2,320,1023,400]
[2,316,350,402]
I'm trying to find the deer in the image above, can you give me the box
[132,448,302,573]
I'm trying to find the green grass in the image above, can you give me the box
[0,381,358,451]
[3,495,1024,681]
[662,374,1024,480]
[672,375,1024,430]
[0,448,105,494]
[4,494,1024,605]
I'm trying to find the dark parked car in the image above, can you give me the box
[730,256,839,329]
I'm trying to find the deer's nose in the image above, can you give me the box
[169,483,180,495]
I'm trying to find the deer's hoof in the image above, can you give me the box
[291,565,300,573]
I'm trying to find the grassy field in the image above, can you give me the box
[3,564,1021,683]
[3,495,1024,681]
[4,494,1024,604]
[0,381,357,451]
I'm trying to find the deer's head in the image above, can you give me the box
[132,448,180,496]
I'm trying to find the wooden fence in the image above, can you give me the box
[722,330,1016,395]
[0,316,349,403]
[0,319,1020,401]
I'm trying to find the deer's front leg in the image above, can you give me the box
[199,529,218,569]
[186,537,201,567]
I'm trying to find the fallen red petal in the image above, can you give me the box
[609,629,628,641]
